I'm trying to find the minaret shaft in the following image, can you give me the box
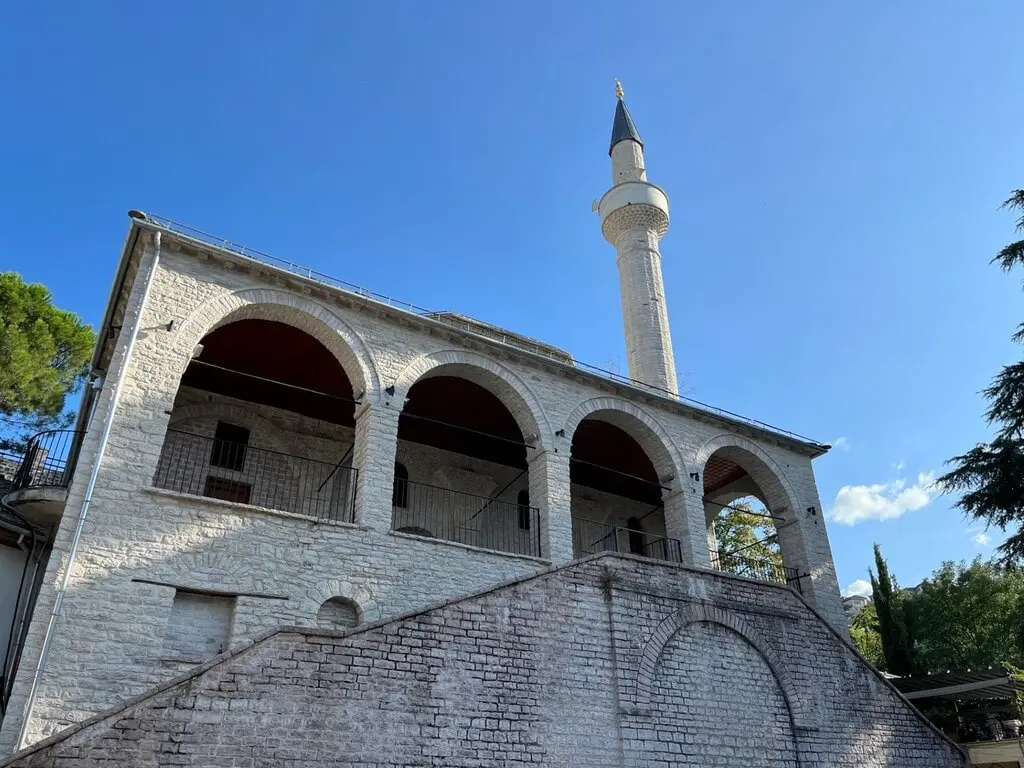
[599,85,678,395]
[614,227,678,394]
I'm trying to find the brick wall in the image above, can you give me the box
[3,556,964,768]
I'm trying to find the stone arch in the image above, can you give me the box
[633,603,813,729]
[316,597,361,630]
[172,288,380,400]
[392,350,552,450]
[694,433,811,592]
[694,433,803,527]
[563,397,687,489]
[157,549,254,593]
[303,578,378,624]
[692,436,802,514]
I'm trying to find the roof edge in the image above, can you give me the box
[121,214,829,457]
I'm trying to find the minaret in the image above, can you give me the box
[598,81,678,395]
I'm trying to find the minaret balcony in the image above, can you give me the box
[598,181,670,241]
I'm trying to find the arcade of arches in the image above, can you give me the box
[150,315,803,588]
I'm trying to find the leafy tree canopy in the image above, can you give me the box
[857,547,1024,677]
[714,498,782,566]
[0,272,94,448]
[850,602,886,670]
[909,558,1024,672]
[939,190,1024,563]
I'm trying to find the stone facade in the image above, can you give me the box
[2,556,964,768]
[0,225,846,753]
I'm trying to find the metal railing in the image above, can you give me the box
[140,213,827,450]
[391,479,542,558]
[10,430,84,492]
[571,517,682,563]
[710,551,802,592]
[153,430,357,523]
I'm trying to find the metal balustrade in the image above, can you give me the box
[571,516,683,563]
[391,479,542,558]
[154,430,357,523]
[710,551,803,592]
[10,430,84,492]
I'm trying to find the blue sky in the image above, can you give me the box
[1,2,1022,594]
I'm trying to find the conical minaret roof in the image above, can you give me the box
[609,81,643,155]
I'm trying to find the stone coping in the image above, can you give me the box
[387,528,551,565]
[143,487,363,531]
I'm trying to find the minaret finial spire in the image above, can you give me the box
[615,79,624,100]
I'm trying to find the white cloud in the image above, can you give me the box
[968,526,992,547]
[893,460,906,473]
[832,436,850,451]
[843,578,873,598]
[827,471,937,525]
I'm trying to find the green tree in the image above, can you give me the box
[908,559,1024,672]
[850,602,886,670]
[939,190,1024,563]
[714,499,782,566]
[0,272,94,448]
[870,544,915,675]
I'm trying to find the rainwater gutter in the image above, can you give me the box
[15,228,162,751]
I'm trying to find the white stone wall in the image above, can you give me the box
[162,591,235,664]
[0,236,843,751]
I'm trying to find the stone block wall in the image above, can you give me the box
[3,556,963,768]
[162,591,235,663]
[0,235,845,752]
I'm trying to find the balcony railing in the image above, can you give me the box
[9,430,84,492]
[154,430,357,524]
[571,517,683,563]
[710,551,802,593]
[392,479,542,558]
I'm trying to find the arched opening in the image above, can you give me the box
[316,597,360,630]
[703,448,799,591]
[569,416,678,562]
[153,318,359,522]
[391,374,539,557]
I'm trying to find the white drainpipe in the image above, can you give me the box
[16,230,162,751]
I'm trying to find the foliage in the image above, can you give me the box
[0,272,93,450]
[869,544,915,675]
[714,499,782,566]
[908,559,1024,673]
[1003,662,1024,718]
[939,190,1024,563]
[849,602,886,670]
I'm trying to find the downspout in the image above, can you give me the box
[15,230,162,751]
